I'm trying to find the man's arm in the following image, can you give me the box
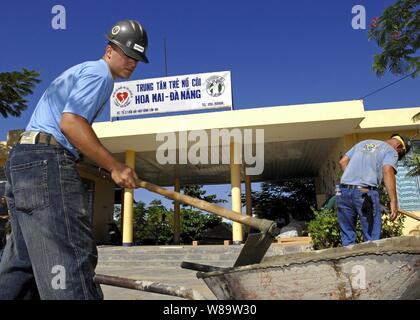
[339,155,350,171]
[60,113,137,189]
[383,165,398,221]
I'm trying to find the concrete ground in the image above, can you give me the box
[96,243,313,300]
[95,245,234,300]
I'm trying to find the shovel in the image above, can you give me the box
[398,208,420,221]
[135,178,281,267]
[94,274,206,300]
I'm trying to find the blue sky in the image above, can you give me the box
[1,0,419,208]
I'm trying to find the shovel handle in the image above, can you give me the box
[398,209,420,221]
[135,178,276,234]
[94,274,205,300]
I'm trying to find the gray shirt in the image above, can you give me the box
[340,139,398,187]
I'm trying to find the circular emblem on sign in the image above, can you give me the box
[111,25,121,35]
[112,86,133,108]
[206,75,225,97]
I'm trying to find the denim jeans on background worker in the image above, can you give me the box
[0,143,102,299]
[336,187,381,246]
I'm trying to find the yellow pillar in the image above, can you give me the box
[230,142,243,244]
[122,150,135,247]
[344,134,358,150]
[173,178,181,245]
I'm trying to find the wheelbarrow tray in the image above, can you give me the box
[196,236,420,300]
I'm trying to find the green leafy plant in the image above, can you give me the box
[308,208,353,249]
[140,200,173,245]
[381,210,405,239]
[368,0,419,78]
[378,184,406,239]
[308,200,405,250]
[405,152,420,177]
[114,199,225,245]
[179,208,222,244]
[243,179,317,222]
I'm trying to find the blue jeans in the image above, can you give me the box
[0,143,103,300]
[336,187,381,246]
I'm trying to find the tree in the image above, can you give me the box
[180,184,226,209]
[179,208,223,244]
[245,179,317,223]
[115,198,226,245]
[113,186,228,245]
[0,69,41,118]
[179,184,227,243]
[132,201,148,243]
[367,0,419,176]
[406,154,420,176]
[143,200,173,244]
[404,147,420,177]
[129,200,173,245]
[368,0,419,78]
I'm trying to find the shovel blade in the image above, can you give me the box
[234,232,274,267]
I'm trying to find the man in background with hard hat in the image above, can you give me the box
[336,134,412,246]
[0,19,149,299]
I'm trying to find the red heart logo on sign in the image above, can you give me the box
[116,92,128,103]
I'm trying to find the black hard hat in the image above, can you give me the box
[391,133,412,160]
[107,19,149,63]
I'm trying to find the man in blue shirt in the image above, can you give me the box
[0,19,149,299]
[337,134,412,246]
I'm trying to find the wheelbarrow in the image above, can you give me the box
[95,178,282,299]
[96,178,420,300]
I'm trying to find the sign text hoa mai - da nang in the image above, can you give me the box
[110,71,232,118]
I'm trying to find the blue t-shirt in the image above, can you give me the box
[26,59,114,158]
[340,139,398,187]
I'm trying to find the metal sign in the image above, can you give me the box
[110,71,232,118]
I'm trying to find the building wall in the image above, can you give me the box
[343,131,416,149]
[316,138,346,206]
[79,171,115,244]
[0,141,7,167]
